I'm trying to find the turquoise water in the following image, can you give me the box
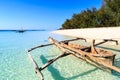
[0,31,120,80]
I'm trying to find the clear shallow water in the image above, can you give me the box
[0,31,120,80]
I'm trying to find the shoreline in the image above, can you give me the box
[51,27,120,45]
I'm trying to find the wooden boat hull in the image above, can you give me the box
[68,43,116,71]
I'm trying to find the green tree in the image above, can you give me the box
[61,0,120,29]
[105,0,120,26]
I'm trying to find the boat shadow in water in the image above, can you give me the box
[40,55,98,80]
[40,55,66,80]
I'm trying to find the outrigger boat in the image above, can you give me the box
[27,36,120,80]
[27,27,120,80]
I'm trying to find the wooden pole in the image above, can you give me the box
[91,39,98,54]
[81,40,108,51]
[27,52,44,80]
[28,38,84,52]
[104,39,118,45]
[39,52,70,71]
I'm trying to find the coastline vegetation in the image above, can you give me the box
[62,0,120,29]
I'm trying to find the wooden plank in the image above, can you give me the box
[49,37,120,73]
[27,52,44,80]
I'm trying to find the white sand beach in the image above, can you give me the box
[52,27,120,44]
[52,27,120,40]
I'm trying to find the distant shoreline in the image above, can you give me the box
[0,29,46,32]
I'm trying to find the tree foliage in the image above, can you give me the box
[62,0,120,29]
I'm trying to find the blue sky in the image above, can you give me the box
[0,0,102,30]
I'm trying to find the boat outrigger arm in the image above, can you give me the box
[27,37,119,80]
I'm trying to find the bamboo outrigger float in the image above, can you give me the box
[27,36,120,80]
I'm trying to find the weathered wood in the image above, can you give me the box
[28,44,52,52]
[104,39,119,45]
[28,37,118,52]
[28,38,84,52]
[68,43,115,57]
[48,37,108,70]
[81,40,108,51]
[67,41,116,72]
[27,52,44,80]
[39,52,70,71]
[27,49,70,80]
[49,37,120,73]
[39,38,72,71]
[81,39,118,51]
[28,37,112,53]
[91,39,98,54]
[27,37,119,80]
[62,44,120,73]
[49,37,116,72]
